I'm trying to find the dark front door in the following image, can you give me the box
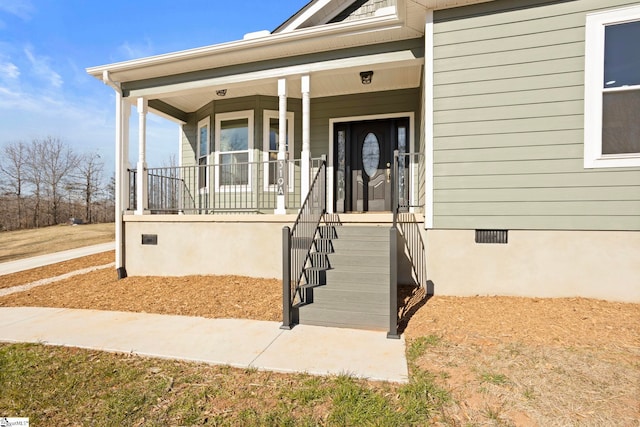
[351,121,392,212]
[334,118,408,213]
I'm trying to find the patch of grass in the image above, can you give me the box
[407,334,441,363]
[399,370,451,422]
[0,344,167,424]
[0,222,114,262]
[484,405,504,422]
[0,343,450,426]
[523,387,535,400]
[480,372,509,385]
[282,376,330,405]
[327,375,411,425]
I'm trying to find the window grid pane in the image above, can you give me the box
[602,89,640,154]
[220,119,249,152]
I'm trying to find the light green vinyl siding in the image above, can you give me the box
[433,0,640,231]
[309,88,420,158]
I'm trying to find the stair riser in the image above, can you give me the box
[331,241,389,253]
[333,227,391,238]
[298,307,388,330]
[312,289,388,303]
[325,270,388,286]
[327,255,390,270]
[309,298,389,314]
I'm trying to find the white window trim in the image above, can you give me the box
[214,110,254,191]
[584,5,640,168]
[263,110,295,192]
[197,116,210,192]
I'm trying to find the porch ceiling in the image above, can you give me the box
[156,63,422,113]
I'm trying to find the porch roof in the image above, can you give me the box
[86,0,494,118]
[86,6,421,86]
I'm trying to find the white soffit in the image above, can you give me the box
[159,60,422,113]
[126,48,422,99]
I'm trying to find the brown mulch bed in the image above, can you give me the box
[0,268,281,321]
[1,256,639,425]
[403,294,640,351]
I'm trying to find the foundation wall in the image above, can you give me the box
[124,215,294,278]
[426,229,640,303]
[122,215,640,303]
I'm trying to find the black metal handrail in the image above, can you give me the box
[127,158,312,214]
[282,155,326,329]
[389,150,427,338]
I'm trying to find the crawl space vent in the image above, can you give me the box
[475,230,508,244]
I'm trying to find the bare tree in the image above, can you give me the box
[38,137,79,225]
[1,137,115,230]
[76,151,104,223]
[25,139,45,227]
[0,141,28,229]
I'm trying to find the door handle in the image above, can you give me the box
[386,163,391,182]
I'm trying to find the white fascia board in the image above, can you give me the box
[147,106,187,125]
[86,13,402,81]
[127,49,423,99]
[278,0,334,33]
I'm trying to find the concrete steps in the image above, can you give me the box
[297,224,391,330]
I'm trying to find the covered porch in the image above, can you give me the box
[86,4,431,335]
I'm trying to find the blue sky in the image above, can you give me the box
[0,0,309,176]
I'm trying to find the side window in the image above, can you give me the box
[197,117,210,190]
[263,110,294,190]
[215,111,254,188]
[584,6,640,168]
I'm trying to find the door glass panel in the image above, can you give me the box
[362,133,380,178]
[336,130,346,212]
[398,126,406,205]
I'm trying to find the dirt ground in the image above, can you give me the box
[1,255,638,426]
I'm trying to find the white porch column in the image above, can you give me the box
[136,97,149,215]
[275,78,287,214]
[424,10,434,229]
[301,75,311,202]
[114,91,128,278]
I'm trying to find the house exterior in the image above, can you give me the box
[88,0,640,327]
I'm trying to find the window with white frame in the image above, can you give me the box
[215,111,253,188]
[263,110,294,191]
[197,117,210,190]
[584,5,640,168]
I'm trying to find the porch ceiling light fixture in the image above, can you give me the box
[360,71,373,85]
[216,89,227,96]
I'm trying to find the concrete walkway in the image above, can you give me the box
[0,307,409,383]
[0,242,114,275]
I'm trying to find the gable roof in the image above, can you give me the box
[275,0,495,33]
[87,0,495,89]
